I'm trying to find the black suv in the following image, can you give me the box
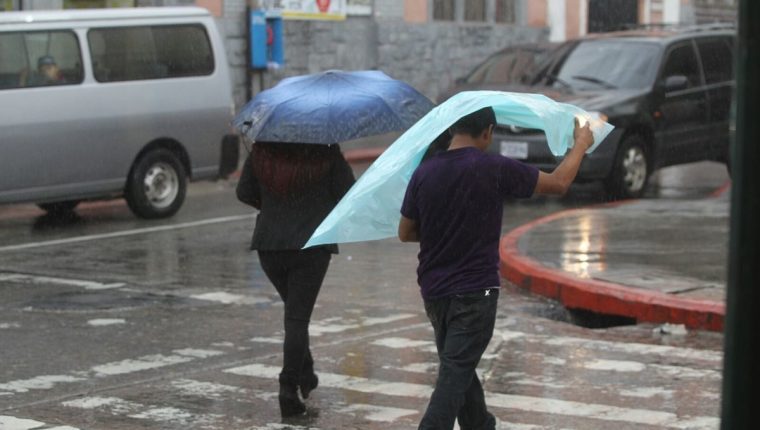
[491,25,735,199]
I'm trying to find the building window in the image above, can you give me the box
[495,0,517,23]
[465,0,486,21]
[433,0,455,21]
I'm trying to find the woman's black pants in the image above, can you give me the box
[257,248,331,384]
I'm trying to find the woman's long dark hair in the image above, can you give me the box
[251,142,338,197]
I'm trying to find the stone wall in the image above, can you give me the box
[248,17,546,107]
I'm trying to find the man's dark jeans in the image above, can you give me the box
[419,288,499,430]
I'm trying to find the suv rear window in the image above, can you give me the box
[88,24,214,83]
[697,38,734,84]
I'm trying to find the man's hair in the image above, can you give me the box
[449,107,496,138]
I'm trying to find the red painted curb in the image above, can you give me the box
[710,180,731,198]
[499,204,725,332]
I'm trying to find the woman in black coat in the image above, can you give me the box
[236,142,355,417]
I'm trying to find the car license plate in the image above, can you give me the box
[500,141,528,159]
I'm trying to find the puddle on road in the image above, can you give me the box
[23,290,192,313]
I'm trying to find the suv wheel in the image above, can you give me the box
[605,135,650,200]
[125,149,187,219]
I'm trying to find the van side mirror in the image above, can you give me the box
[663,75,689,92]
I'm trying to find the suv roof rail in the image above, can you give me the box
[618,22,735,33]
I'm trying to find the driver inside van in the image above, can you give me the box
[19,55,67,87]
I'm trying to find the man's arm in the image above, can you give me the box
[534,119,594,195]
[398,215,419,243]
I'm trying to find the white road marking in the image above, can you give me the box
[87,319,126,327]
[173,349,225,359]
[310,313,417,337]
[382,362,437,374]
[584,359,647,372]
[0,415,81,430]
[62,396,222,426]
[0,272,124,290]
[619,387,674,399]
[0,375,86,394]
[371,337,435,349]
[170,379,245,398]
[0,415,46,430]
[91,354,194,376]
[0,347,228,397]
[250,337,283,344]
[191,292,270,305]
[225,363,718,429]
[0,214,253,253]
[62,396,141,414]
[539,332,722,363]
[0,322,21,329]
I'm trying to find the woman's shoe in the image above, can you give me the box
[299,372,318,399]
[278,380,306,417]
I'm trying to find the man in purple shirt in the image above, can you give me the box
[399,107,593,430]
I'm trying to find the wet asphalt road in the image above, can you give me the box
[0,161,728,429]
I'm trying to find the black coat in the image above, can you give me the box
[235,149,355,253]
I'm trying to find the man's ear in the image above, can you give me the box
[482,124,494,141]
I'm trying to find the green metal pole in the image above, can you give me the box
[720,1,760,429]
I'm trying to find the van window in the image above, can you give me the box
[697,38,734,85]
[0,30,83,90]
[88,24,214,83]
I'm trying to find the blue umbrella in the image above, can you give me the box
[232,70,434,144]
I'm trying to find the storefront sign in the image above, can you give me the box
[277,0,347,21]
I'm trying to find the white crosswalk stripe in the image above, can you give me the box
[2,312,721,429]
[224,363,719,429]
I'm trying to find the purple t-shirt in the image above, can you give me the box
[400,147,539,300]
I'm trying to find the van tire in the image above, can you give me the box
[125,149,187,219]
[605,135,650,200]
[38,200,80,214]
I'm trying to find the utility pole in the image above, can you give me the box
[720,0,760,428]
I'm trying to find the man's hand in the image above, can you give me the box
[534,117,595,195]
[573,118,594,152]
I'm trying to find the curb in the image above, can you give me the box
[499,204,725,332]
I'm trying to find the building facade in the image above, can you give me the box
[3,0,737,108]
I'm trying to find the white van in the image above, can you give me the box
[0,7,238,218]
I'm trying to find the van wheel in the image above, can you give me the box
[38,200,80,214]
[125,149,186,219]
[605,135,650,200]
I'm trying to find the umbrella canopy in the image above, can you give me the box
[232,70,434,144]
[304,90,615,248]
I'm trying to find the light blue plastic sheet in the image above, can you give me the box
[304,91,614,248]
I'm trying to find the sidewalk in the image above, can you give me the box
[500,190,729,332]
